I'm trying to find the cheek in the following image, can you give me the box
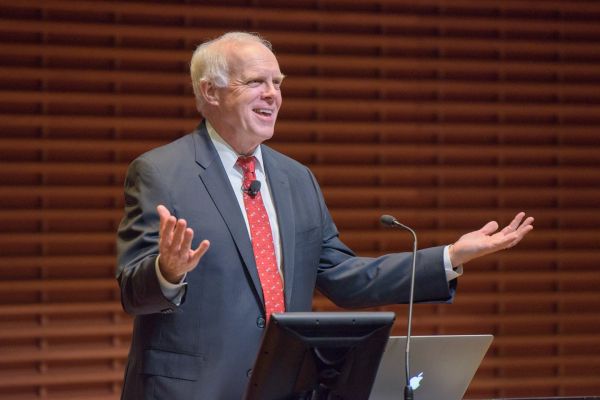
[270,96,282,113]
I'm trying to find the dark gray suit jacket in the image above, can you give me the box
[116,122,455,399]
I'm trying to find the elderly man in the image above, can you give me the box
[116,32,534,399]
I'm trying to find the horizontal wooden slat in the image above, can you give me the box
[3,43,600,78]
[0,256,115,269]
[1,345,597,370]
[0,229,596,250]
[2,288,598,318]
[1,270,598,295]
[1,249,597,271]
[0,369,123,388]
[480,355,600,368]
[469,376,600,390]
[2,167,599,190]
[1,185,598,197]
[4,90,600,119]
[0,370,598,392]
[0,302,123,316]
[3,165,600,185]
[0,344,129,364]
[4,67,600,101]
[0,314,597,342]
[3,18,600,59]
[0,322,132,340]
[5,0,600,33]
[0,278,117,292]
[1,207,598,225]
[3,118,600,144]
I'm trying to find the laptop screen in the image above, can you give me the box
[370,335,493,400]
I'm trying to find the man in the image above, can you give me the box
[116,32,533,399]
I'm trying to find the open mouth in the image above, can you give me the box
[253,108,274,117]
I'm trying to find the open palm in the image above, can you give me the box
[449,212,534,267]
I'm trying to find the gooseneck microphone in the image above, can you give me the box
[380,214,418,400]
[244,180,261,197]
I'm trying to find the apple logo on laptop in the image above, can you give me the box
[409,372,424,390]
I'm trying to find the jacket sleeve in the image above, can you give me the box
[116,156,182,315]
[309,171,456,308]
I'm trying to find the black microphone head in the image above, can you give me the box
[380,214,398,227]
[249,180,261,196]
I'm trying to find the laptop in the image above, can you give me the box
[370,335,493,400]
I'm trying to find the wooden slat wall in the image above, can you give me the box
[1,0,599,398]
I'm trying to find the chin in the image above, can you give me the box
[254,128,275,141]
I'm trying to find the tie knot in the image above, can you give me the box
[237,156,256,174]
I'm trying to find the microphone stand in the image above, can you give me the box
[380,215,417,400]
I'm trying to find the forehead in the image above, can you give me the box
[225,41,282,77]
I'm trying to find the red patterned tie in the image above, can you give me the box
[236,156,285,320]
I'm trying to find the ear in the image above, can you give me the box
[199,79,220,106]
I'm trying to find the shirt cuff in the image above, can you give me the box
[443,245,463,281]
[155,255,187,306]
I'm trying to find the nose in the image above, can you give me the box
[261,81,278,100]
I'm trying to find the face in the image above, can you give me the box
[208,41,284,155]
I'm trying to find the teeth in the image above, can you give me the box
[254,109,273,116]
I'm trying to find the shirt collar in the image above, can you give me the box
[205,120,265,174]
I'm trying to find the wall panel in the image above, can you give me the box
[0,0,599,398]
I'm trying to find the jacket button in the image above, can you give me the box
[256,316,266,328]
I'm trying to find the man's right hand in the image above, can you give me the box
[157,204,210,284]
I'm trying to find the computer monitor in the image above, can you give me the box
[244,311,396,400]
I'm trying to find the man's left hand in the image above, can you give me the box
[449,212,534,267]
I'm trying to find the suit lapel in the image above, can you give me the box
[262,147,296,308]
[192,123,265,309]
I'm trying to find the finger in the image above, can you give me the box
[189,240,210,266]
[157,204,169,236]
[157,205,175,244]
[499,221,534,249]
[171,218,188,253]
[160,215,177,249]
[500,212,526,235]
[517,216,535,231]
[479,221,499,235]
[510,211,526,227]
[179,227,195,258]
[505,216,533,239]
[510,223,534,247]
[156,204,170,222]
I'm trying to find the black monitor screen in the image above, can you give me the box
[244,311,396,400]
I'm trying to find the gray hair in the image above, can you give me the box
[190,32,273,113]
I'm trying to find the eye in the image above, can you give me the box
[246,79,262,87]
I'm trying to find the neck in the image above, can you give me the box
[205,119,259,156]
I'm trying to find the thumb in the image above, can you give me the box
[189,240,211,265]
[479,221,499,235]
